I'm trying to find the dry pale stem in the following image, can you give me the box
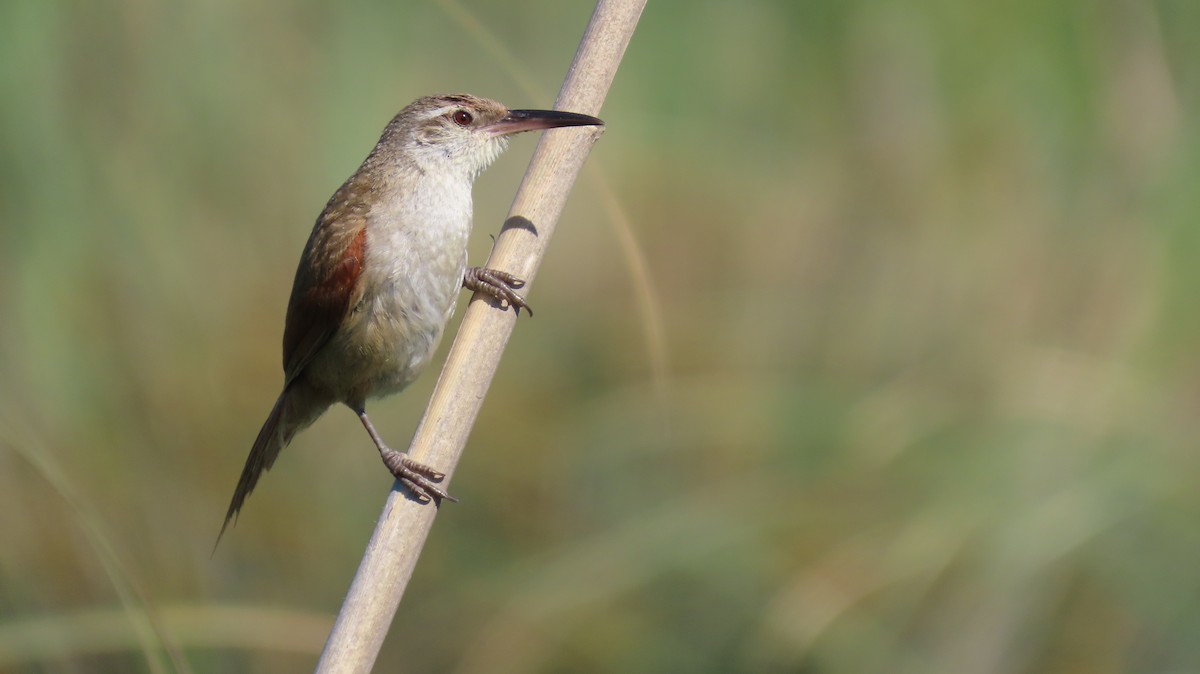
[314,1,647,672]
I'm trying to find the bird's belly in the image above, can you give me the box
[305,183,473,405]
[327,261,464,401]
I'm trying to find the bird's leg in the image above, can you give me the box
[357,410,457,503]
[464,267,532,316]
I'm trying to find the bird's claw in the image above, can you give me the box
[381,450,458,503]
[464,267,532,316]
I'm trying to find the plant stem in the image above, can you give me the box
[314,1,646,671]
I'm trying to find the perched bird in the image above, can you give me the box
[218,94,603,545]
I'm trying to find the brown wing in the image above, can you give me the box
[282,183,370,384]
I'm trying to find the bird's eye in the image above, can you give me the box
[452,110,473,126]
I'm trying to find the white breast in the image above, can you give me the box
[319,171,475,401]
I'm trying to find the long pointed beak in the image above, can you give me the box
[485,109,604,137]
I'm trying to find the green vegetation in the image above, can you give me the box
[1,0,1198,671]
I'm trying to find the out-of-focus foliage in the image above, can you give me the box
[1,0,1198,671]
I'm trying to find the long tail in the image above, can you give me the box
[214,391,293,551]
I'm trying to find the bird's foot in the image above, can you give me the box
[464,267,532,316]
[381,450,458,504]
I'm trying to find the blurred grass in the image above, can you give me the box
[1,0,1199,672]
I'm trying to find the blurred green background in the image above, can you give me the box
[2,0,1199,671]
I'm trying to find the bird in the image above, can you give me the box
[217,93,603,546]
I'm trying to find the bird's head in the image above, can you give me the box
[381,93,604,179]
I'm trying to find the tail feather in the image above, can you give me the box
[214,392,291,551]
